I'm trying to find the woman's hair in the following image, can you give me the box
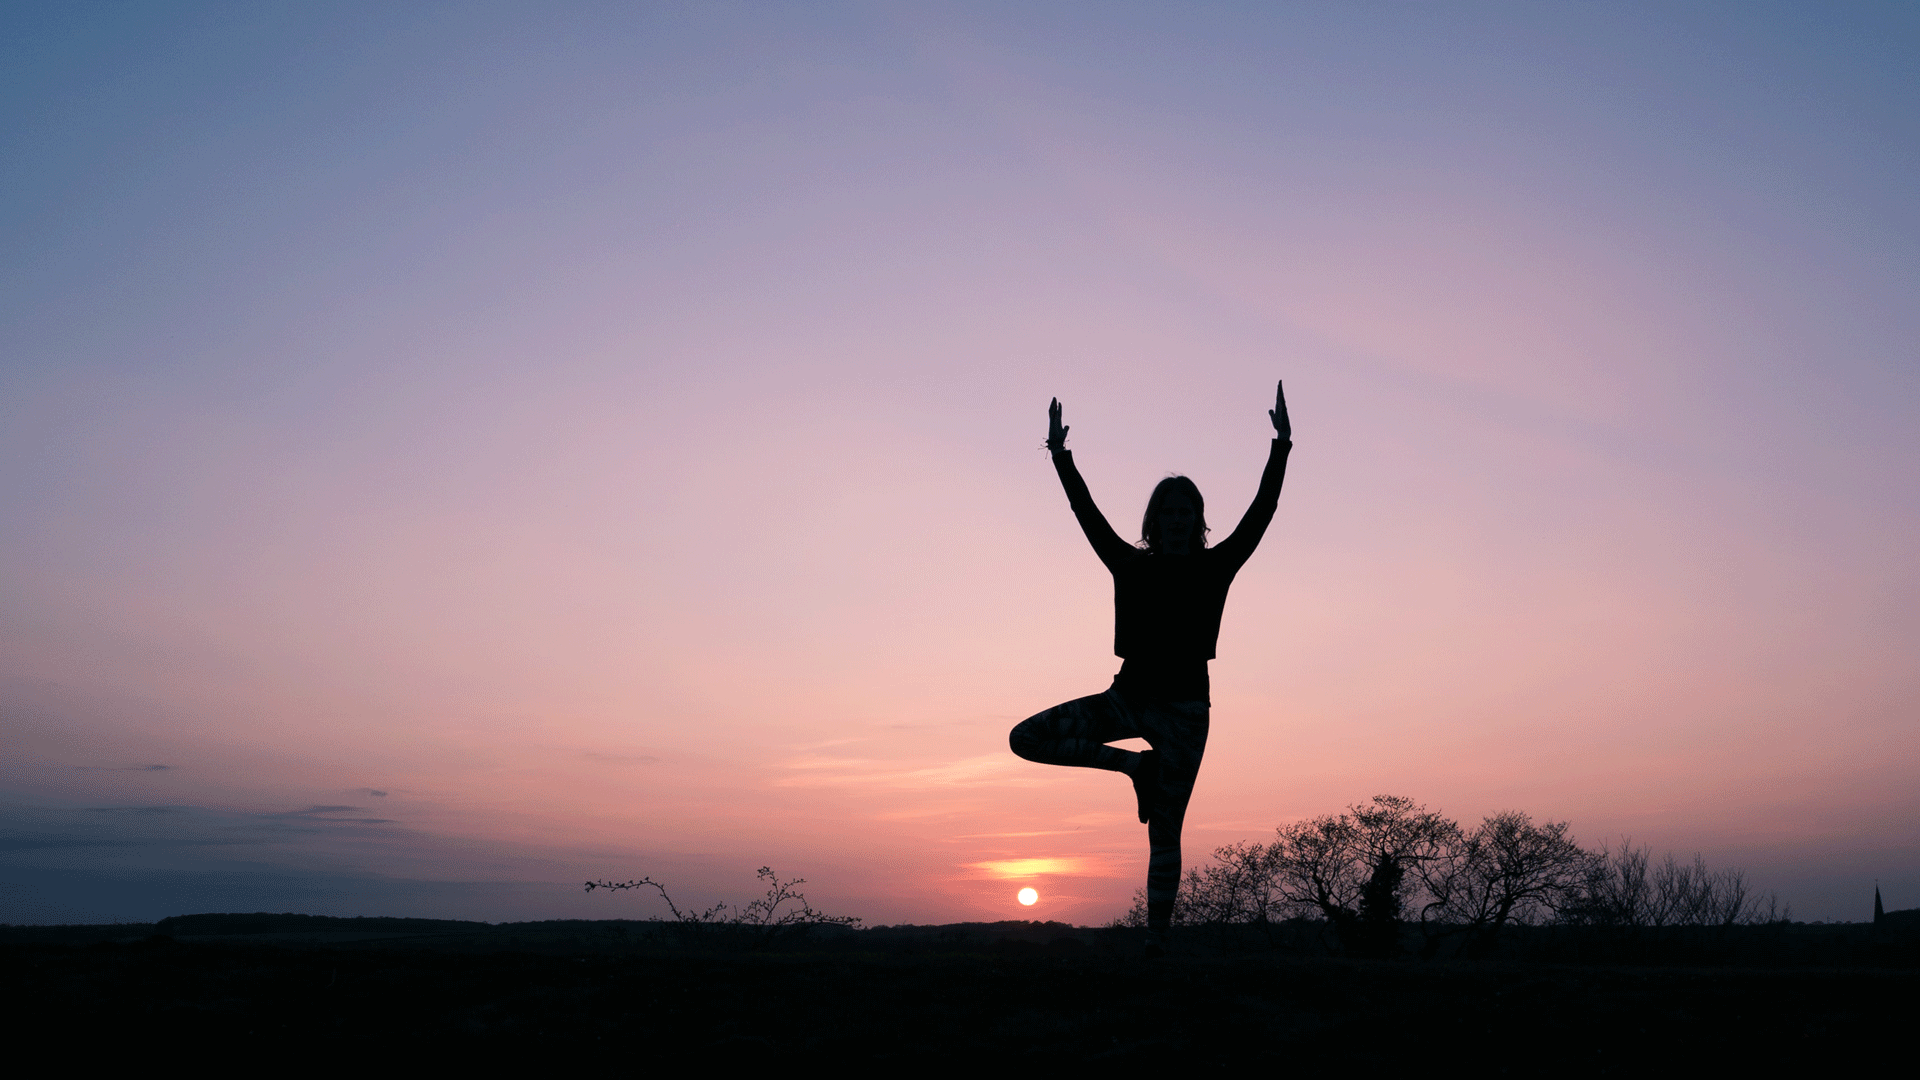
[1139,475,1209,552]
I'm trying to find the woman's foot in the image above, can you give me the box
[1131,749,1161,824]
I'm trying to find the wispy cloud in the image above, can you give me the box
[792,737,866,752]
[949,830,1080,839]
[2,803,393,855]
[580,751,661,765]
[775,753,1045,790]
[262,805,397,825]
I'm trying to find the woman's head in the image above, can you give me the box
[1141,475,1207,553]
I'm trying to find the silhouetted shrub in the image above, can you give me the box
[585,866,860,948]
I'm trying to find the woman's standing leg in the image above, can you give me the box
[1137,700,1210,939]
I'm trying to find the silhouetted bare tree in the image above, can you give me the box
[1110,840,1289,941]
[1420,811,1593,955]
[1178,840,1287,925]
[1270,795,1457,955]
[1565,840,1654,927]
[1566,843,1787,930]
[1265,811,1361,928]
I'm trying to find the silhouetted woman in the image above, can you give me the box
[1011,382,1291,954]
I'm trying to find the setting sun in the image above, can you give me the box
[1017,888,1038,906]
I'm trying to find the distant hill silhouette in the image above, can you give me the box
[154,912,486,936]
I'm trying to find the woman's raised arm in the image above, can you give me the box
[1047,398,1132,569]
[1214,380,1293,566]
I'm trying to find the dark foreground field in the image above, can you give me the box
[6,917,1912,1068]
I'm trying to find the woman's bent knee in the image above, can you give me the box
[1009,715,1046,762]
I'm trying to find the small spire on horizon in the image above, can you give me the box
[1874,883,1884,923]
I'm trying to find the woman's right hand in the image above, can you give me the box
[1047,398,1069,452]
[1269,380,1291,442]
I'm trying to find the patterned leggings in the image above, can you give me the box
[1008,684,1209,931]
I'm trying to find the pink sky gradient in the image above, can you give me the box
[3,3,1916,924]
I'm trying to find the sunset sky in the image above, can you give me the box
[4,2,1916,926]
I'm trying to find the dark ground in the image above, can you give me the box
[5,917,1913,1067]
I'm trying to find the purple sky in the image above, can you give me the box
[3,2,1916,925]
